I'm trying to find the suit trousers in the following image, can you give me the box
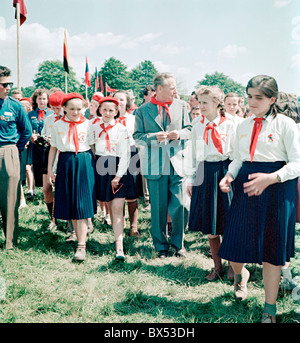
[0,145,20,249]
[147,162,189,252]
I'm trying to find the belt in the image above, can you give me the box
[0,144,17,148]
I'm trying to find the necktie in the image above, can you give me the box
[99,123,116,152]
[54,115,60,122]
[249,117,264,162]
[203,116,226,154]
[150,95,172,122]
[61,115,86,154]
[38,110,45,122]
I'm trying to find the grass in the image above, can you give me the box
[0,187,299,323]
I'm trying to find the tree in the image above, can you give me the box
[129,60,158,99]
[100,57,134,94]
[196,72,245,97]
[33,60,80,93]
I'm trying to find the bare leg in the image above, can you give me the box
[72,219,88,261]
[111,198,125,258]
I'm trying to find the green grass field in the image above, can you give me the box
[0,188,299,323]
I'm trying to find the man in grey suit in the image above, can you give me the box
[133,73,191,258]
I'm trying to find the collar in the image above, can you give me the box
[100,118,116,127]
[250,114,273,123]
[203,113,222,125]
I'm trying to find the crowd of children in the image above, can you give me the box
[3,70,300,323]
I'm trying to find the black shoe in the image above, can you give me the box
[175,248,187,258]
[157,250,168,259]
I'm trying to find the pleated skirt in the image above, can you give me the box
[54,150,97,220]
[126,145,143,200]
[218,161,297,266]
[95,155,134,202]
[188,159,233,235]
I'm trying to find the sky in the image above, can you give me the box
[0,0,300,96]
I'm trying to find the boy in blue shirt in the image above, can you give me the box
[0,65,32,249]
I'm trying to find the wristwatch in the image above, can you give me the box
[277,174,282,183]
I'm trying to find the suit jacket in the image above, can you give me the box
[133,99,191,179]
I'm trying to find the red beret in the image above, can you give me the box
[91,94,103,103]
[20,97,31,103]
[61,92,84,106]
[49,91,65,106]
[98,96,119,106]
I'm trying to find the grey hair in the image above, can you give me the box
[153,73,174,90]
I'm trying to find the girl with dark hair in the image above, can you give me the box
[218,75,300,323]
[28,88,53,192]
[186,85,236,281]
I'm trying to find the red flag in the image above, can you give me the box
[95,67,99,91]
[106,82,117,93]
[13,0,27,26]
[85,57,91,87]
[100,75,104,93]
[63,30,69,74]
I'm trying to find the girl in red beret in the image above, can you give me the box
[47,93,97,261]
[113,90,143,238]
[91,96,131,260]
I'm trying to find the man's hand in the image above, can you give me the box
[167,130,180,140]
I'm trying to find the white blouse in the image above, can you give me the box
[41,113,61,141]
[118,112,135,146]
[50,116,93,153]
[185,114,236,184]
[91,118,131,178]
[228,113,300,182]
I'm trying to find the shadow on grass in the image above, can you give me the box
[113,290,263,323]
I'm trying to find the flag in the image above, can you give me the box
[13,0,27,26]
[63,30,69,74]
[106,82,117,93]
[95,67,99,91]
[85,57,91,87]
[100,74,104,93]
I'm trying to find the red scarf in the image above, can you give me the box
[61,115,86,154]
[99,122,116,152]
[38,110,45,122]
[150,95,172,122]
[118,115,127,126]
[249,117,264,162]
[203,115,227,155]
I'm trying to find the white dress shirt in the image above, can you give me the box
[185,114,236,184]
[228,113,300,182]
[50,116,92,153]
[91,118,131,178]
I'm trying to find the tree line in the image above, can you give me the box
[12,57,247,105]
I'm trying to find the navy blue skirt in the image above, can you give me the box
[54,150,97,220]
[127,145,143,199]
[218,161,297,266]
[188,159,233,235]
[95,155,134,202]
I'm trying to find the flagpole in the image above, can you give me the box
[65,72,67,93]
[16,2,21,90]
